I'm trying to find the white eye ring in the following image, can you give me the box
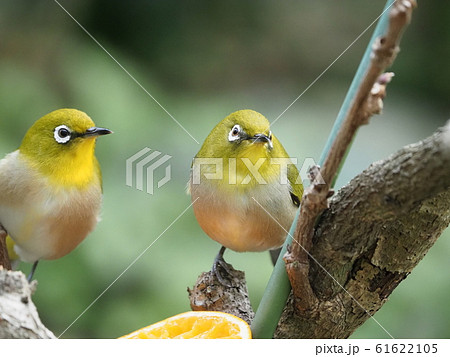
[228,124,242,142]
[54,125,72,144]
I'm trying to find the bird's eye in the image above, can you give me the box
[54,125,72,144]
[59,128,70,138]
[228,124,242,142]
[269,131,273,140]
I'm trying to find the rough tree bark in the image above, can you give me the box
[0,268,55,338]
[188,269,254,325]
[275,122,450,338]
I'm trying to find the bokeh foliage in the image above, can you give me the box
[0,0,448,338]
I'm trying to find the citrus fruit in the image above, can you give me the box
[119,311,252,339]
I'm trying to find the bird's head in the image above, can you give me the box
[200,110,274,160]
[193,110,293,189]
[19,109,112,187]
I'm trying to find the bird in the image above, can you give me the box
[189,109,303,285]
[0,108,112,281]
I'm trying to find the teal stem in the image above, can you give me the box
[251,0,396,339]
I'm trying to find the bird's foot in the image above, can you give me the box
[212,257,235,287]
[212,247,235,287]
[27,261,39,282]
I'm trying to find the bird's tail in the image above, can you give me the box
[269,247,282,266]
[6,235,20,269]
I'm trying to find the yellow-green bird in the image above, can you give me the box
[189,109,303,284]
[0,109,112,280]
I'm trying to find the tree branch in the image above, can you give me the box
[188,268,254,325]
[275,122,450,338]
[284,0,417,311]
[0,268,55,338]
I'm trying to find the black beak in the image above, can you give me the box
[250,133,273,149]
[82,127,113,138]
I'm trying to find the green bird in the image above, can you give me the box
[0,109,112,280]
[189,109,303,284]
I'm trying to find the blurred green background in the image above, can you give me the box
[0,0,449,338]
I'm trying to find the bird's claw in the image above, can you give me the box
[212,250,235,287]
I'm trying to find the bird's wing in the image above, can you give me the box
[288,163,303,208]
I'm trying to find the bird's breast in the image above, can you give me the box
[0,151,102,262]
[190,178,297,252]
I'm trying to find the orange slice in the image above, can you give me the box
[119,311,252,339]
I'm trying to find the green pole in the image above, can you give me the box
[251,0,396,339]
